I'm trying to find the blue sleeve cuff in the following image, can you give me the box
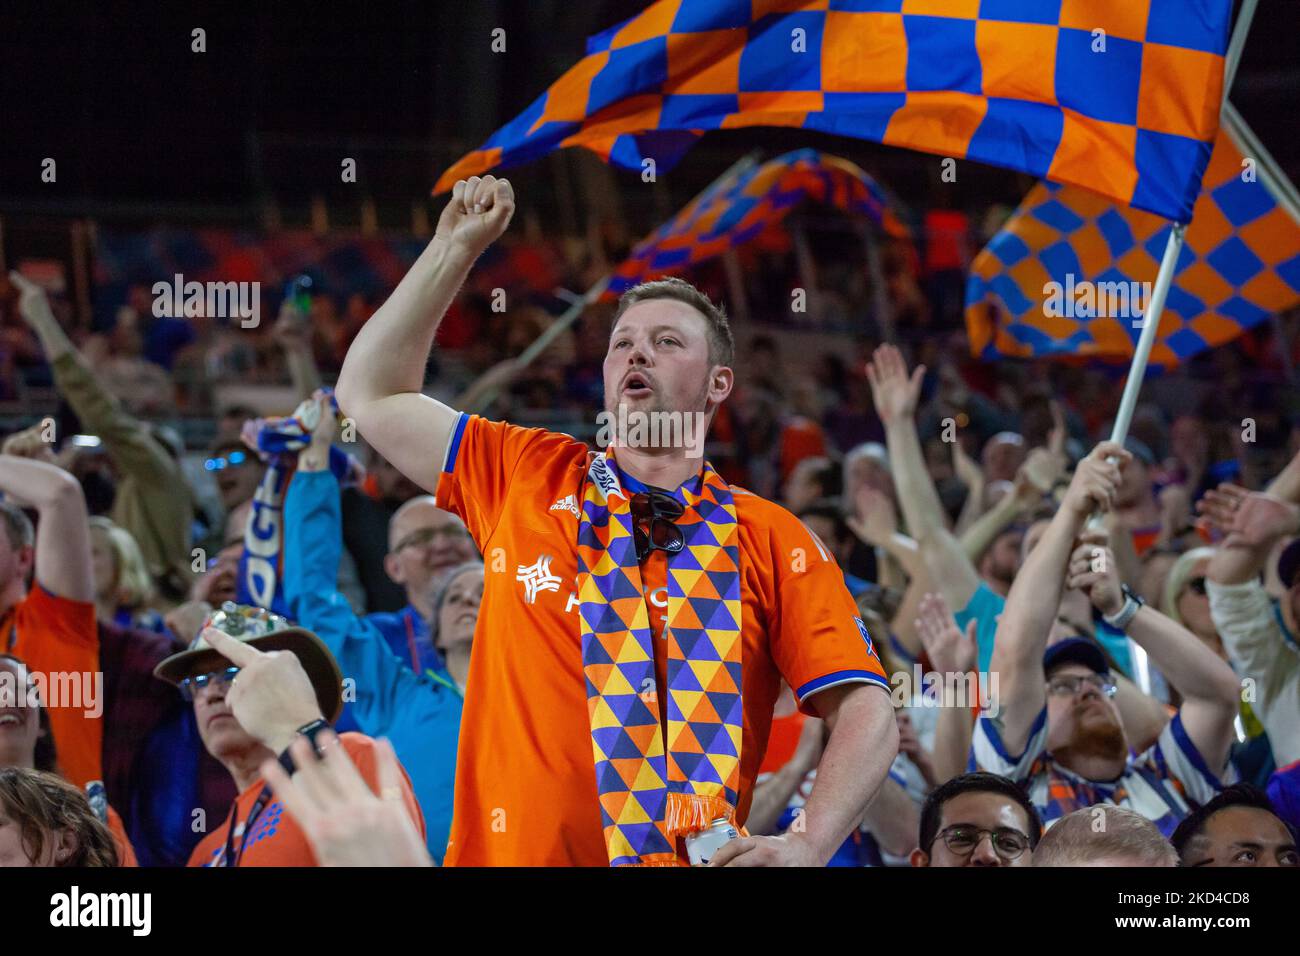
[979,706,1047,766]
[443,413,469,474]
[795,669,891,703]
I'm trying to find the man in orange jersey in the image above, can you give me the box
[337,175,898,867]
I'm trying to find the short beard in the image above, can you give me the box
[1056,716,1127,764]
[604,378,712,447]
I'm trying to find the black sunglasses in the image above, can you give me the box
[630,491,685,561]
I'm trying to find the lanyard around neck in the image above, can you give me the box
[223,785,272,867]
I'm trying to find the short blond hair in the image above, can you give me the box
[1161,546,1215,627]
[89,517,154,610]
[1033,805,1178,867]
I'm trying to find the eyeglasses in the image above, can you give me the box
[630,491,685,561]
[1046,673,1118,698]
[179,666,240,701]
[205,451,250,472]
[392,525,473,553]
[1188,576,1207,597]
[933,825,1031,860]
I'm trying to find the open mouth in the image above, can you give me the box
[0,712,24,728]
[621,372,653,396]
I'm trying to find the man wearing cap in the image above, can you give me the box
[1200,452,1300,767]
[973,442,1240,836]
[154,603,424,866]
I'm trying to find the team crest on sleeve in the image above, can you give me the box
[854,616,875,658]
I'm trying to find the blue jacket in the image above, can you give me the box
[366,605,445,677]
[284,470,462,862]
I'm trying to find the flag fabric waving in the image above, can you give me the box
[605,148,909,298]
[963,102,1300,370]
[435,0,1233,222]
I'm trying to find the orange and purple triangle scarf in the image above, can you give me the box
[577,451,743,866]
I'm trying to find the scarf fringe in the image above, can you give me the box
[664,791,734,838]
[630,858,689,867]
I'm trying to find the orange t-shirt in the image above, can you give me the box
[2,586,101,789]
[187,733,424,867]
[436,414,890,866]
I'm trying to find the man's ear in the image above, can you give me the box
[51,826,80,866]
[709,366,735,406]
[909,848,930,868]
[17,545,35,582]
[383,552,405,586]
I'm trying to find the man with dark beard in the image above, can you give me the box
[973,442,1240,836]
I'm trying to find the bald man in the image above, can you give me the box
[365,496,478,673]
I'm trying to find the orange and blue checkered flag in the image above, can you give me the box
[964,102,1300,371]
[435,0,1233,223]
[605,148,909,298]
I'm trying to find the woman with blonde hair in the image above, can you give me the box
[88,516,164,632]
[1162,545,1273,785]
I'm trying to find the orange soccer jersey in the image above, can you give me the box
[2,586,102,789]
[436,414,888,866]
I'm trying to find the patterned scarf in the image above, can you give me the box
[236,391,362,615]
[577,451,743,866]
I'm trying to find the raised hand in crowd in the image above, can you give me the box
[260,732,433,868]
[272,297,323,402]
[914,591,978,787]
[336,175,516,494]
[0,423,58,466]
[865,343,925,428]
[989,441,1130,753]
[868,345,987,659]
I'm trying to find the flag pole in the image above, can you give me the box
[1107,0,1257,448]
[1221,0,1258,106]
[1112,1,1256,695]
[1106,222,1186,446]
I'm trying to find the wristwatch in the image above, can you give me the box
[277,718,332,773]
[1102,584,1145,631]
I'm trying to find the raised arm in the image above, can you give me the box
[867,345,981,612]
[10,272,192,586]
[0,448,93,603]
[12,273,165,474]
[334,176,515,492]
[272,301,324,403]
[988,442,1128,755]
[960,447,1064,563]
[1066,530,1239,774]
[1202,450,1300,586]
[284,396,449,730]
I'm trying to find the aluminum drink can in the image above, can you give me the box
[685,817,739,866]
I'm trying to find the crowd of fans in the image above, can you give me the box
[0,198,1297,868]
